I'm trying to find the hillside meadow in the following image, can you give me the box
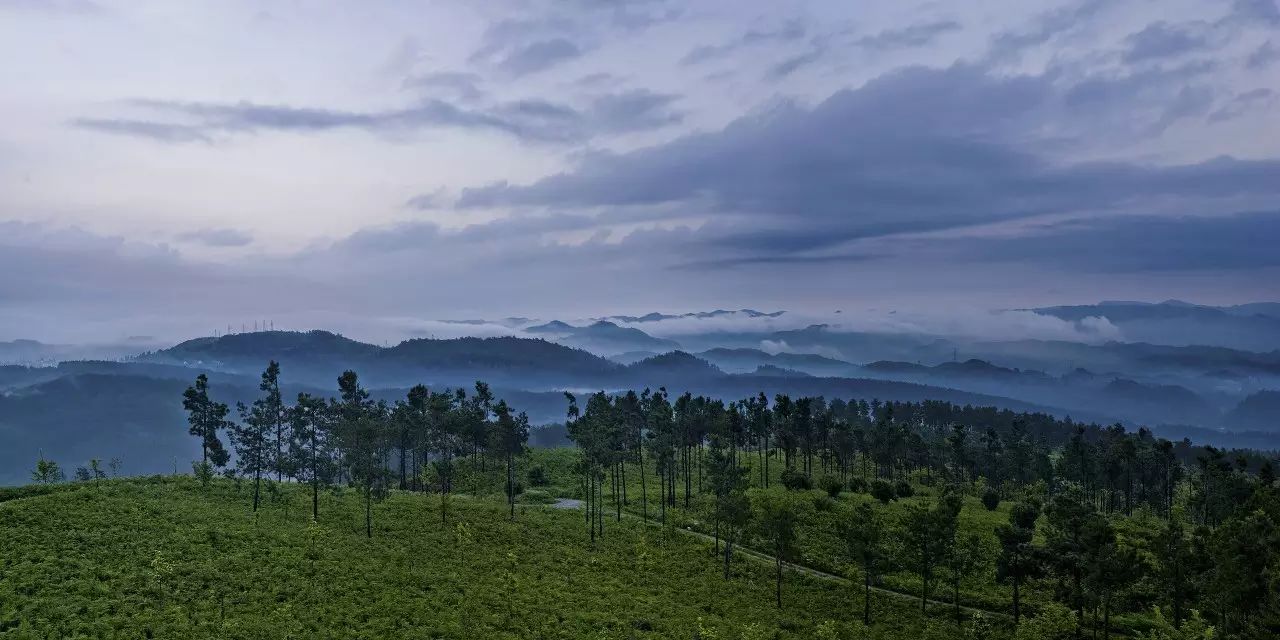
[0,473,1005,640]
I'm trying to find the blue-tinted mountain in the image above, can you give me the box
[696,347,856,377]
[605,309,785,323]
[741,365,812,378]
[1225,390,1280,432]
[522,320,679,355]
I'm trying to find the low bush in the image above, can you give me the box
[781,469,813,491]
[820,476,843,498]
[870,479,895,504]
[982,487,1001,511]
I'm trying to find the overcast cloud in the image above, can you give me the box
[1,0,1278,343]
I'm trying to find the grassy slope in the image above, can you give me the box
[509,448,1159,636]
[0,476,1004,640]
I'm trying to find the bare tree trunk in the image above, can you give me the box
[775,554,783,608]
[639,448,648,521]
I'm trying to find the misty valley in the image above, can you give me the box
[2,303,1280,639]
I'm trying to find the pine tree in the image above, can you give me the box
[289,392,334,521]
[231,398,272,513]
[996,499,1042,625]
[843,501,886,624]
[946,531,993,625]
[491,399,529,519]
[752,489,798,608]
[182,374,232,470]
[333,371,387,538]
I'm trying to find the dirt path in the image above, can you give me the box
[546,497,1009,621]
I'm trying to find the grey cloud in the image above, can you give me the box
[1063,59,1216,108]
[76,89,681,145]
[575,72,624,88]
[1247,40,1279,69]
[681,21,806,65]
[176,228,253,248]
[855,20,961,50]
[768,48,823,78]
[496,38,584,76]
[71,118,213,143]
[467,2,677,79]
[1123,22,1209,63]
[986,0,1110,62]
[1229,0,1280,25]
[762,19,960,80]
[455,64,1280,266]
[1209,88,1274,122]
[401,71,485,102]
[960,211,1280,272]
[587,90,682,132]
[1150,85,1214,133]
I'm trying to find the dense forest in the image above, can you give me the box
[7,360,1280,639]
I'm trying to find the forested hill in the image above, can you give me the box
[143,331,621,387]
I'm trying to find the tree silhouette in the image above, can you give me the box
[182,374,232,470]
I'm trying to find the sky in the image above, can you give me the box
[1,0,1278,343]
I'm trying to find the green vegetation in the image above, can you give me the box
[3,477,985,639]
[4,362,1279,639]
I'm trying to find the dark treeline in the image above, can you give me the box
[176,361,530,535]
[562,388,1280,638]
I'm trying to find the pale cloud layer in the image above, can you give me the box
[2,0,1279,342]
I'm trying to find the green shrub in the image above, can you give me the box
[518,489,556,505]
[781,469,812,491]
[820,476,843,498]
[1016,602,1077,640]
[527,465,549,487]
[870,479,895,504]
[982,487,1000,511]
[894,480,913,498]
[812,494,834,511]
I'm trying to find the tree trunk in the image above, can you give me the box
[1103,593,1111,640]
[252,468,261,512]
[639,449,648,522]
[921,557,929,615]
[399,447,407,491]
[775,554,783,608]
[953,576,961,625]
[365,483,372,538]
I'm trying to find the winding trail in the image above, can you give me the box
[548,497,1009,621]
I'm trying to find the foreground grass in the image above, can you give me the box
[0,476,1007,639]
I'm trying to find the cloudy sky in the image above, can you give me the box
[2,0,1278,342]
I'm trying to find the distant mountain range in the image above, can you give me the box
[602,309,785,323]
[1032,300,1280,351]
[4,299,1280,484]
[525,320,681,354]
